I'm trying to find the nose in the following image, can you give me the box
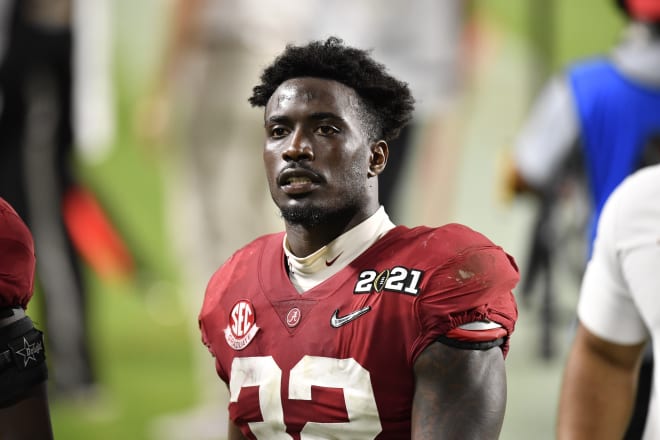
[282,129,314,162]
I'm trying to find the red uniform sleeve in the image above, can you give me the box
[413,239,519,360]
[0,198,36,309]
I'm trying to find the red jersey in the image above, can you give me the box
[199,224,519,439]
[0,197,35,309]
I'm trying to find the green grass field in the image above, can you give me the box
[45,1,625,438]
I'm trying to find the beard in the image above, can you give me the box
[280,205,326,227]
[279,198,360,229]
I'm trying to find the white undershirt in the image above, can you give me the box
[284,206,395,293]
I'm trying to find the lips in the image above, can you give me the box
[277,167,323,194]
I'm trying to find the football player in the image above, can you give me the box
[0,198,52,439]
[199,37,519,439]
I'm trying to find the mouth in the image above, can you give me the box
[277,168,323,195]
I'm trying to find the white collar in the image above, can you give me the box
[283,206,396,292]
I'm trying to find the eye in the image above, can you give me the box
[316,125,339,136]
[269,126,289,139]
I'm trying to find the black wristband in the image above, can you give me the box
[0,316,48,407]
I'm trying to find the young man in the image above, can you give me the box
[0,197,52,439]
[199,37,519,439]
[557,163,660,439]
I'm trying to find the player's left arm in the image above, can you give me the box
[410,235,518,439]
[411,341,506,439]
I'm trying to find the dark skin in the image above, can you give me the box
[0,382,54,440]
[557,323,646,439]
[228,77,507,439]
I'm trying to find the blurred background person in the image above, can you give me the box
[0,0,98,401]
[0,197,53,440]
[0,0,122,406]
[510,0,660,254]
[507,0,660,435]
[557,163,660,440]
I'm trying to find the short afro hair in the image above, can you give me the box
[249,37,415,142]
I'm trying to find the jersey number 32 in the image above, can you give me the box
[230,355,382,439]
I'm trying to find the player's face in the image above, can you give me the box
[263,77,380,227]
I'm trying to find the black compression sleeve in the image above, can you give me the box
[436,335,505,351]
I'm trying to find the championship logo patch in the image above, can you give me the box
[225,300,259,350]
[354,266,424,295]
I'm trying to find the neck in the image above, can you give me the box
[284,202,380,257]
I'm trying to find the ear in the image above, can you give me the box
[368,140,388,177]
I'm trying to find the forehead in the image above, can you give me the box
[265,77,361,117]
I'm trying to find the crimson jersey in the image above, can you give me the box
[0,198,35,309]
[199,224,519,439]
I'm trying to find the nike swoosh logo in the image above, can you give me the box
[330,306,371,328]
[325,253,343,266]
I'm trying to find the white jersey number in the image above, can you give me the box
[229,356,382,439]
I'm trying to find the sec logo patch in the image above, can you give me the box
[224,299,259,350]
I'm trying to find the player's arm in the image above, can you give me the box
[411,341,506,439]
[0,382,52,440]
[557,322,646,439]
